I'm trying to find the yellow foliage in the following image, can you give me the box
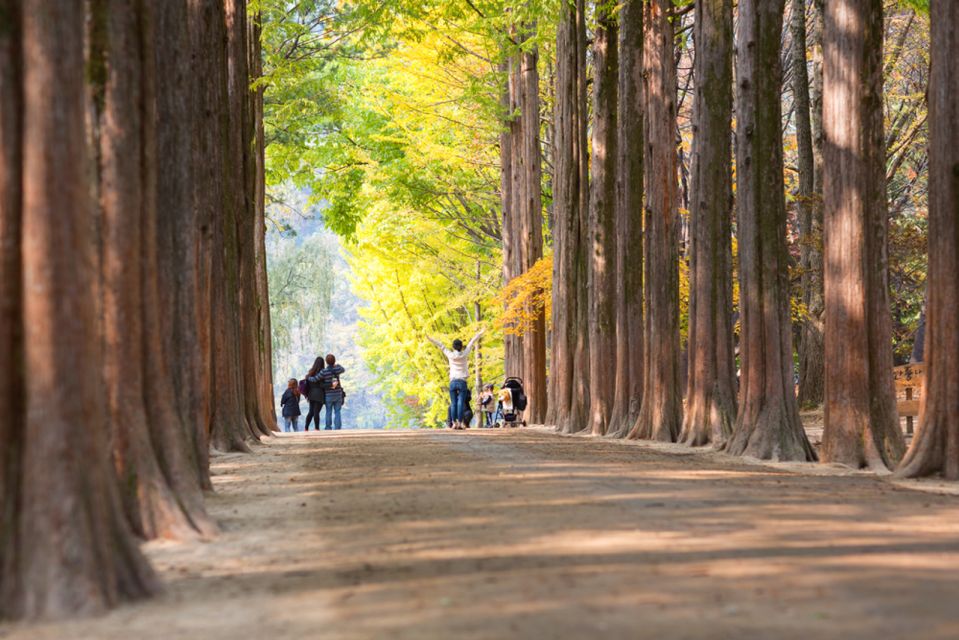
[494,254,553,337]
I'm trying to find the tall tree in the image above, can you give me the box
[896,0,958,478]
[726,0,815,460]
[681,0,736,447]
[821,0,905,469]
[550,0,591,434]
[587,0,619,435]
[89,0,213,539]
[0,0,158,618]
[608,0,644,438]
[518,38,547,424]
[629,0,681,442]
[793,0,825,408]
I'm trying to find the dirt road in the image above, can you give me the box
[5,429,959,640]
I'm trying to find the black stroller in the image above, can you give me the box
[497,377,528,428]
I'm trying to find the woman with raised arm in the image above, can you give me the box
[429,328,485,429]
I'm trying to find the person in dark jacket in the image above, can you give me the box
[304,356,326,431]
[309,353,345,430]
[279,378,302,432]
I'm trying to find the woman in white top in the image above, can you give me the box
[429,328,484,429]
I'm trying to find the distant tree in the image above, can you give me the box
[587,0,619,436]
[608,0,644,438]
[681,0,736,447]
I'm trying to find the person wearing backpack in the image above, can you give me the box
[279,378,302,432]
[310,353,345,430]
[303,356,326,431]
[428,328,484,430]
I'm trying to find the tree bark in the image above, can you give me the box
[726,0,815,461]
[793,0,825,409]
[629,0,681,443]
[0,0,158,618]
[895,0,958,478]
[607,0,644,438]
[518,41,547,424]
[586,0,618,436]
[680,0,736,447]
[821,0,904,470]
[550,0,590,434]
[155,0,212,489]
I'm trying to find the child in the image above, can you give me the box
[479,383,495,428]
[280,378,302,432]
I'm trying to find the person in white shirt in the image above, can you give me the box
[428,328,485,429]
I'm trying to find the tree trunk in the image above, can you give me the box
[629,0,681,443]
[155,0,212,489]
[726,0,815,461]
[90,0,212,539]
[680,0,736,447]
[895,0,958,478]
[550,0,590,434]
[518,42,547,424]
[586,1,618,436]
[0,0,158,618]
[795,0,825,408]
[821,0,905,470]
[608,0,644,438]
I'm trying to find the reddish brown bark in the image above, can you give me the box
[550,0,590,434]
[629,0,681,443]
[821,0,904,469]
[156,0,212,489]
[726,0,815,461]
[895,0,959,478]
[587,2,619,436]
[0,0,158,618]
[681,0,736,447]
[607,0,644,438]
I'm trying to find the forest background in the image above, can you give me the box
[258,0,930,429]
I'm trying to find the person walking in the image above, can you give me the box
[279,378,302,432]
[428,328,484,429]
[304,356,326,431]
[310,354,345,431]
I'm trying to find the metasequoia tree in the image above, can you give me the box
[0,0,158,618]
[501,28,547,424]
[896,0,958,479]
[629,0,681,442]
[821,0,904,469]
[726,0,815,460]
[587,0,619,436]
[549,0,591,433]
[607,0,644,438]
[89,0,215,538]
[793,0,825,407]
[681,0,736,447]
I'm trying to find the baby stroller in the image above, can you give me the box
[496,377,528,428]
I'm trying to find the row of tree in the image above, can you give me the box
[0,0,272,621]
[543,0,955,477]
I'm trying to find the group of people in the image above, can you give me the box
[429,329,486,429]
[279,354,346,432]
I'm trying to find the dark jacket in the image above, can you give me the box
[280,389,302,417]
[310,364,345,403]
[305,376,326,403]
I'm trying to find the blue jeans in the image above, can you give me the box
[325,398,343,430]
[449,379,468,424]
[284,416,300,433]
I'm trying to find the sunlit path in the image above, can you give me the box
[7,430,959,640]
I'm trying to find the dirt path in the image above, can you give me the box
[5,429,959,639]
